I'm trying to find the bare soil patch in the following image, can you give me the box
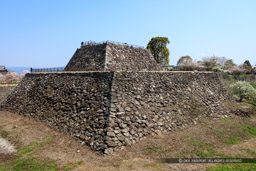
[0,105,256,171]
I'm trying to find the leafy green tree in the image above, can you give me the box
[231,81,256,102]
[177,56,192,66]
[243,60,252,70]
[146,37,170,66]
[224,59,235,70]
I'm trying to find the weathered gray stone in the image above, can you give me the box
[65,42,161,72]
[106,141,116,147]
[107,132,115,137]
[119,123,127,129]
[0,71,229,155]
[121,128,129,133]
[104,148,113,154]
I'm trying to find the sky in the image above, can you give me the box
[0,0,255,68]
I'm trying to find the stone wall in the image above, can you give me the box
[65,44,106,71]
[105,43,161,71]
[0,86,16,103]
[64,42,161,72]
[1,72,114,152]
[0,72,228,154]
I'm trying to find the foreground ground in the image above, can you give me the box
[0,101,256,171]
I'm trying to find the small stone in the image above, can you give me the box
[106,141,116,147]
[125,138,132,146]
[116,112,125,116]
[125,116,131,121]
[97,109,103,113]
[119,123,127,129]
[142,115,147,119]
[155,130,162,136]
[121,128,129,133]
[106,127,113,132]
[130,129,136,135]
[107,132,115,137]
[104,148,113,154]
[77,150,80,153]
[125,107,131,112]
[110,107,116,112]
[118,136,125,142]
[105,136,112,141]
[138,133,143,137]
[114,130,120,134]
[158,122,164,126]
[123,132,130,136]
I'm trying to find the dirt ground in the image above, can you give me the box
[0,108,256,171]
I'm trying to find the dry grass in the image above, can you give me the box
[0,101,256,171]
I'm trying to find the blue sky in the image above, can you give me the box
[0,0,255,67]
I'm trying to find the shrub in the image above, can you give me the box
[231,81,256,103]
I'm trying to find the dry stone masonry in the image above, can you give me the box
[0,42,229,154]
[1,72,228,154]
[65,42,161,71]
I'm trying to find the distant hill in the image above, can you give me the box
[6,67,30,74]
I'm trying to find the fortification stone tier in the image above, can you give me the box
[64,42,161,71]
[0,72,229,154]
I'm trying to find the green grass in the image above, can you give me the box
[190,139,232,158]
[0,136,84,171]
[63,161,83,171]
[0,158,57,171]
[209,118,256,146]
[207,163,256,171]
[224,136,241,145]
[244,125,256,136]
[192,139,216,158]
[240,148,256,157]
[251,82,256,89]
[0,137,59,171]
[17,137,54,157]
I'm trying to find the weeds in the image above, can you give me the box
[17,137,54,157]
[0,137,58,171]
[63,161,83,171]
[207,163,256,171]
[0,130,9,139]
[0,158,57,171]
[143,145,165,156]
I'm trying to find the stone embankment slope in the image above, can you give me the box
[0,71,229,154]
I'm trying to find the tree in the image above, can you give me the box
[5,72,19,83]
[231,81,256,102]
[202,56,227,69]
[177,56,192,66]
[146,37,170,66]
[224,59,235,70]
[243,60,252,70]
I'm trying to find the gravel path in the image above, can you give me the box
[0,136,16,154]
